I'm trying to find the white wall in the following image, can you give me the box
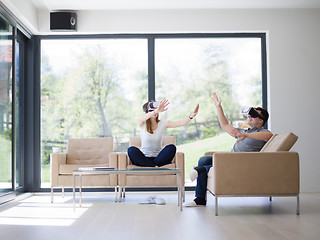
[4,3,320,192]
[1,0,38,33]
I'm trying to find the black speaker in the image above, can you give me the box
[50,12,77,31]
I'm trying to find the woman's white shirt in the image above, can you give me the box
[140,120,168,157]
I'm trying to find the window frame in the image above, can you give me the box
[0,6,29,202]
[36,33,267,191]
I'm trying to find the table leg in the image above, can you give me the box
[73,174,75,211]
[177,173,179,206]
[51,186,54,203]
[122,187,126,198]
[178,172,182,211]
[79,174,82,207]
[215,196,218,216]
[118,186,122,202]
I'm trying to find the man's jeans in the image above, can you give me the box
[195,155,213,199]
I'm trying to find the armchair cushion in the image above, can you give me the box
[261,132,298,152]
[77,149,107,163]
[66,138,113,164]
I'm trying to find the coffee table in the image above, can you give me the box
[73,168,183,211]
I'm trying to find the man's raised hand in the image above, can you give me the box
[212,92,222,108]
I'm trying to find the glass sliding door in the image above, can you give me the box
[0,13,24,201]
[15,32,25,191]
[155,37,263,184]
[0,14,13,199]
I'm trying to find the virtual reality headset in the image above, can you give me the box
[242,107,264,120]
[146,101,160,112]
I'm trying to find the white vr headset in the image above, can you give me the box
[242,107,264,120]
[146,101,160,112]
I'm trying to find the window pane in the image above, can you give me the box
[0,15,13,195]
[41,39,148,187]
[15,38,24,189]
[155,38,262,184]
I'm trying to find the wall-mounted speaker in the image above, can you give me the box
[50,12,77,31]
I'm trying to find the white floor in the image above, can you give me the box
[0,192,319,240]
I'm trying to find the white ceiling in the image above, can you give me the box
[31,0,320,10]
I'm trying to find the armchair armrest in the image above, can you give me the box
[205,151,215,156]
[109,152,118,185]
[175,152,184,169]
[109,152,118,168]
[211,152,300,195]
[118,152,128,170]
[175,152,185,185]
[50,153,67,187]
[118,152,128,185]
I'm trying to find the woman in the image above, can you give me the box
[127,99,199,167]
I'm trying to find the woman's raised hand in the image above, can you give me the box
[157,99,170,113]
[189,104,199,119]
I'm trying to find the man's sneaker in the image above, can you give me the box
[189,169,198,182]
[184,197,206,207]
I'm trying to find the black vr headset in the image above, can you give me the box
[242,107,264,120]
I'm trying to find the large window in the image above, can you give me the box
[40,39,148,186]
[40,34,266,186]
[155,38,263,183]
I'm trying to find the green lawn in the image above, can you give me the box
[0,137,12,183]
[177,132,235,180]
[42,164,50,183]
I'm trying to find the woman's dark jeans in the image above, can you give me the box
[127,144,176,167]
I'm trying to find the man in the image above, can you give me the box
[185,92,273,207]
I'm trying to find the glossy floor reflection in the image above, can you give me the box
[0,192,319,240]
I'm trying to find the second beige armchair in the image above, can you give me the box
[118,136,185,200]
[50,137,118,202]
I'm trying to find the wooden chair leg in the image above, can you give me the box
[215,196,218,216]
[182,187,185,202]
[122,187,126,198]
[118,186,122,202]
[51,186,54,203]
[297,195,300,215]
[114,187,118,202]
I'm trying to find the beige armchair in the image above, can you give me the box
[206,133,299,215]
[50,137,117,202]
[118,136,185,200]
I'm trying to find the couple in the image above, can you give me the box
[128,92,272,207]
